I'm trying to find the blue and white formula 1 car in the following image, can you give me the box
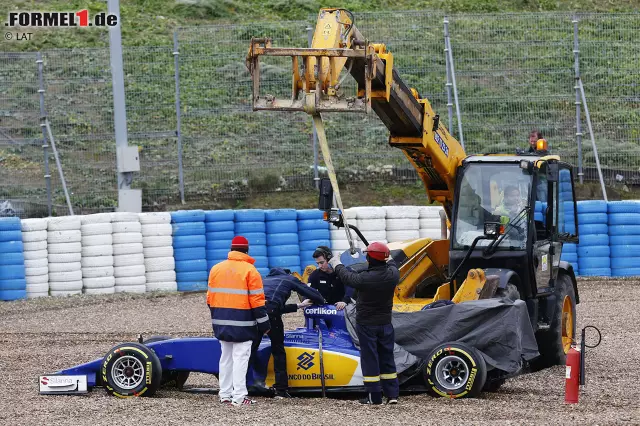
[43,303,519,399]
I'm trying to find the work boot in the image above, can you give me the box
[359,392,383,405]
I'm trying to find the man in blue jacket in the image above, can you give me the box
[262,267,325,398]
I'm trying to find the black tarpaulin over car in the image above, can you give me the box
[346,298,539,374]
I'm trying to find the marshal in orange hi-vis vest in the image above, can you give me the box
[207,251,270,342]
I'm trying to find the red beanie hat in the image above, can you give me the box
[231,236,249,249]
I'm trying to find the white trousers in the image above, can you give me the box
[218,340,253,404]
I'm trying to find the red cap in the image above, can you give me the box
[231,235,249,249]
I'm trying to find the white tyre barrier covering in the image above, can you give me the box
[48,262,81,273]
[83,266,115,279]
[384,205,419,219]
[48,217,82,296]
[47,216,82,231]
[21,218,48,232]
[49,270,82,283]
[81,213,112,225]
[22,230,47,242]
[80,223,112,236]
[25,266,49,276]
[146,270,176,282]
[114,285,146,294]
[142,236,172,247]
[27,283,49,297]
[419,229,442,239]
[83,276,116,289]
[113,214,146,292]
[113,243,144,256]
[81,213,114,293]
[385,218,420,231]
[110,212,140,223]
[24,240,48,252]
[24,257,48,269]
[113,253,144,267]
[112,233,143,245]
[114,265,146,278]
[112,221,142,234]
[81,256,114,268]
[146,281,178,292]
[356,207,386,220]
[50,290,82,297]
[141,212,176,292]
[22,219,49,298]
[26,274,48,284]
[48,242,81,254]
[81,245,113,257]
[143,246,174,258]
[84,287,116,295]
[47,230,82,244]
[386,230,420,243]
[356,218,386,231]
[144,257,176,272]
[115,276,147,286]
[49,252,82,263]
[139,212,171,225]
[81,234,113,246]
[24,249,47,260]
[141,223,172,237]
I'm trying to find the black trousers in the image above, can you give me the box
[267,313,288,390]
[356,323,399,398]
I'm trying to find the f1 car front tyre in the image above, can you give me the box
[102,342,162,397]
[424,342,487,398]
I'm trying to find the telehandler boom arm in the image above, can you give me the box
[246,8,466,217]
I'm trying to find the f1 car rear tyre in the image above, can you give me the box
[424,342,487,398]
[533,273,576,370]
[102,342,162,397]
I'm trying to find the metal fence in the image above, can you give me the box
[1,12,639,217]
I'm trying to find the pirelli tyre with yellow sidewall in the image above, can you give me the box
[101,343,162,397]
[425,342,487,398]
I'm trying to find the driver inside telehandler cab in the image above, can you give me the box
[493,185,525,218]
[454,163,531,249]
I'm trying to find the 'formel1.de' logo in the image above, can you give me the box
[296,352,315,370]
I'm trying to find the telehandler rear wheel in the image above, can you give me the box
[533,274,576,369]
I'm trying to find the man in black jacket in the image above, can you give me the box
[329,242,400,405]
[308,246,352,310]
[262,267,325,398]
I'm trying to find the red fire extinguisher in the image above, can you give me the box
[565,346,581,404]
[565,325,601,404]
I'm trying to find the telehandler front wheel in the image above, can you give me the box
[424,342,487,398]
[533,274,576,369]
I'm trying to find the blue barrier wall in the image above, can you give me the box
[5,201,640,300]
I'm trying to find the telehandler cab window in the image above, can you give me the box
[454,164,532,249]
